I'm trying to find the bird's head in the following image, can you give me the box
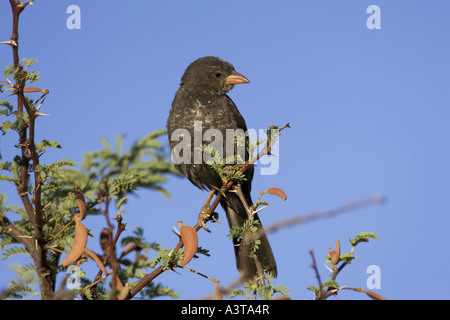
[180,56,250,94]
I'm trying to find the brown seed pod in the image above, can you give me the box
[83,248,108,276]
[350,287,387,300]
[328,247,337,265]
[117,282,129,300]
[177,221,198,266]
[75,187,87,221]
[331,239,341,265]
[23,87,49,94]
[264,187,287,201]
[364,289,387,300]
[112,274,125,293]
[61,221,88,266]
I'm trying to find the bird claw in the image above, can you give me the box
[197,210,221,232]
[198,210,211,232]
[209,211,222,224]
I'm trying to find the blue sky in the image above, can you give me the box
[1,1,449,300]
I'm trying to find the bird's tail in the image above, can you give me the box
[222,195,277,279]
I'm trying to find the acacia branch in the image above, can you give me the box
[309,250,323,297]
[6,0,54,300]
[128,123,290,299]
[1,216,33,251]
[18,90,44,228]
[232,184,265,284]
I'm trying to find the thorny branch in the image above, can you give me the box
[232,183,266,285]
[128,123,290,299]
[2,0,55,300]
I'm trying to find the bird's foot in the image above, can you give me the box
[197,208,221,232]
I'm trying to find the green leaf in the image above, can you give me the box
[0,100,14,113]
[306,285,319,294]
[22,58,38,69]
[2,246,29,260]
[0,120,14,134]
[116,197,128,210]
[36,139,62,153]
[12,157,20,182]
[321,279,340,290]
[0,174,17,183]
[349,232,379,247]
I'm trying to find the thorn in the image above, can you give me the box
[212,185,227,199]
[0,40,18,47]
[253,205,269,214]
[171,268,182,275]
[35,112,51,117]
[172,226,180,237]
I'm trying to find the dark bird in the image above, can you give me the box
[167,56,277,279]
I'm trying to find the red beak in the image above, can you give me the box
[225,72,250,84]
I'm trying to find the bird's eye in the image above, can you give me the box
[214,71,222,78]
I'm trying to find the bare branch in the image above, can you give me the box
[265,194,385,234]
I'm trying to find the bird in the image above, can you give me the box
[167,56,277,279]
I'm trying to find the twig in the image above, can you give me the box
[265,194,385,234]
[309,250,323,298]
[1,216,33,252]
[232,184,265,284]
[96,194,127,300]
[232,184,253,216]
[199,276,246,300]
[179,266,221,300]
[49,217,75,243]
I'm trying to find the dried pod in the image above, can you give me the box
[351,287,387,300]
[332,239,340,265]
[364,289,387,300]
[264,187,287,201]
[177,221,198,266]
[117,282,129,300]
[83,248,108,276]
[75,187,87,221]
[61,221,88,266]
[23,87,49,94]
[328,247,338,266]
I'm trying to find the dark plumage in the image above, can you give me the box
[167,56,277,278]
